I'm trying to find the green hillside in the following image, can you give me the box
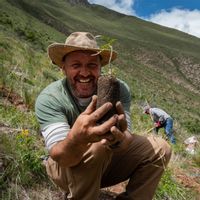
[0,0,199,199]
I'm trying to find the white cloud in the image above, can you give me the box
[88,0,136,16]
[146,8,200,38]
[88,1,200,38]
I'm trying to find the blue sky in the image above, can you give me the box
[88,0,200,38]
[134,0,200,17]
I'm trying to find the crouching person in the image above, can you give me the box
[35,32,172,200]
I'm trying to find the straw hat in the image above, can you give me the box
[48,32,117,68]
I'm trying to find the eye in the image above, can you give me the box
[71,63,81,68]
[88,63,98,68]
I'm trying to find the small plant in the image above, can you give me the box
[15,129,47,183]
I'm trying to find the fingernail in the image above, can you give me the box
[107,102,113,108]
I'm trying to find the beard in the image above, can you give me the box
[68,76,97,98]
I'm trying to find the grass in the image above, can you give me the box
[154,169,194,200]
[0,129,48,198]
[0,104,38,129]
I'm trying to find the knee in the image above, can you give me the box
[159,139,172,166]
[148,135,172,168]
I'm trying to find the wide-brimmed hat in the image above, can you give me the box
[48,32,117,68]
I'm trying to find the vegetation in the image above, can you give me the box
[155,169,195,200]
[0,0,199,199]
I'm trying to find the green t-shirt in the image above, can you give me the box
[35,78,131,130]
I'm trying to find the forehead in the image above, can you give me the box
[64,50,101,62]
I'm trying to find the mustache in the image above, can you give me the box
[74,75,95,81]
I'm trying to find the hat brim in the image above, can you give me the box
[48,43,117,68]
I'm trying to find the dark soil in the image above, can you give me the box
[96,75,120,123]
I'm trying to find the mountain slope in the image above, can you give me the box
[2,0,199,132]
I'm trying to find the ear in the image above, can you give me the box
[61,64,66,75]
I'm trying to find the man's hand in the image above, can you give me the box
[101,101,127,147]
[154,121,161,127]
[50,97,128,166]
[70,95,120,145]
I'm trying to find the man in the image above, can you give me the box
[143,106,176,144]
[35,32,172,200]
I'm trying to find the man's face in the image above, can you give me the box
[62,51,101,98]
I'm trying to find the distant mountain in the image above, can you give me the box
[66,0,90,6]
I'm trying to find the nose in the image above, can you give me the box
[79,65,90,76]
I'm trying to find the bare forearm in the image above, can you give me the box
[50,131,89,167]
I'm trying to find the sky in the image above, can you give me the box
[88,0,200,38]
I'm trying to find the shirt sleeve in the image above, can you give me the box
[41,122,70,150]
[35,93,68,130]
[35,93,71,150]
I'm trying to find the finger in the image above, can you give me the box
[90,132,115,144]
[116,101,125,115]
[93,114,118,135]
[99,133,115,145]
[90,102,113,122]
[100,138,108,145]
[110,126,125,142]
[101,132,115,141]
[118,114,127,132]
[100,137,114,146]
[83,95,97,115]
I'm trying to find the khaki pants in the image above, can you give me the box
[46,134,171,200]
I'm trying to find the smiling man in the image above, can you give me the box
[35,32,171,200]
[62,50,100,98]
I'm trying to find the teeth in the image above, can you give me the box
[79,79,90,83]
